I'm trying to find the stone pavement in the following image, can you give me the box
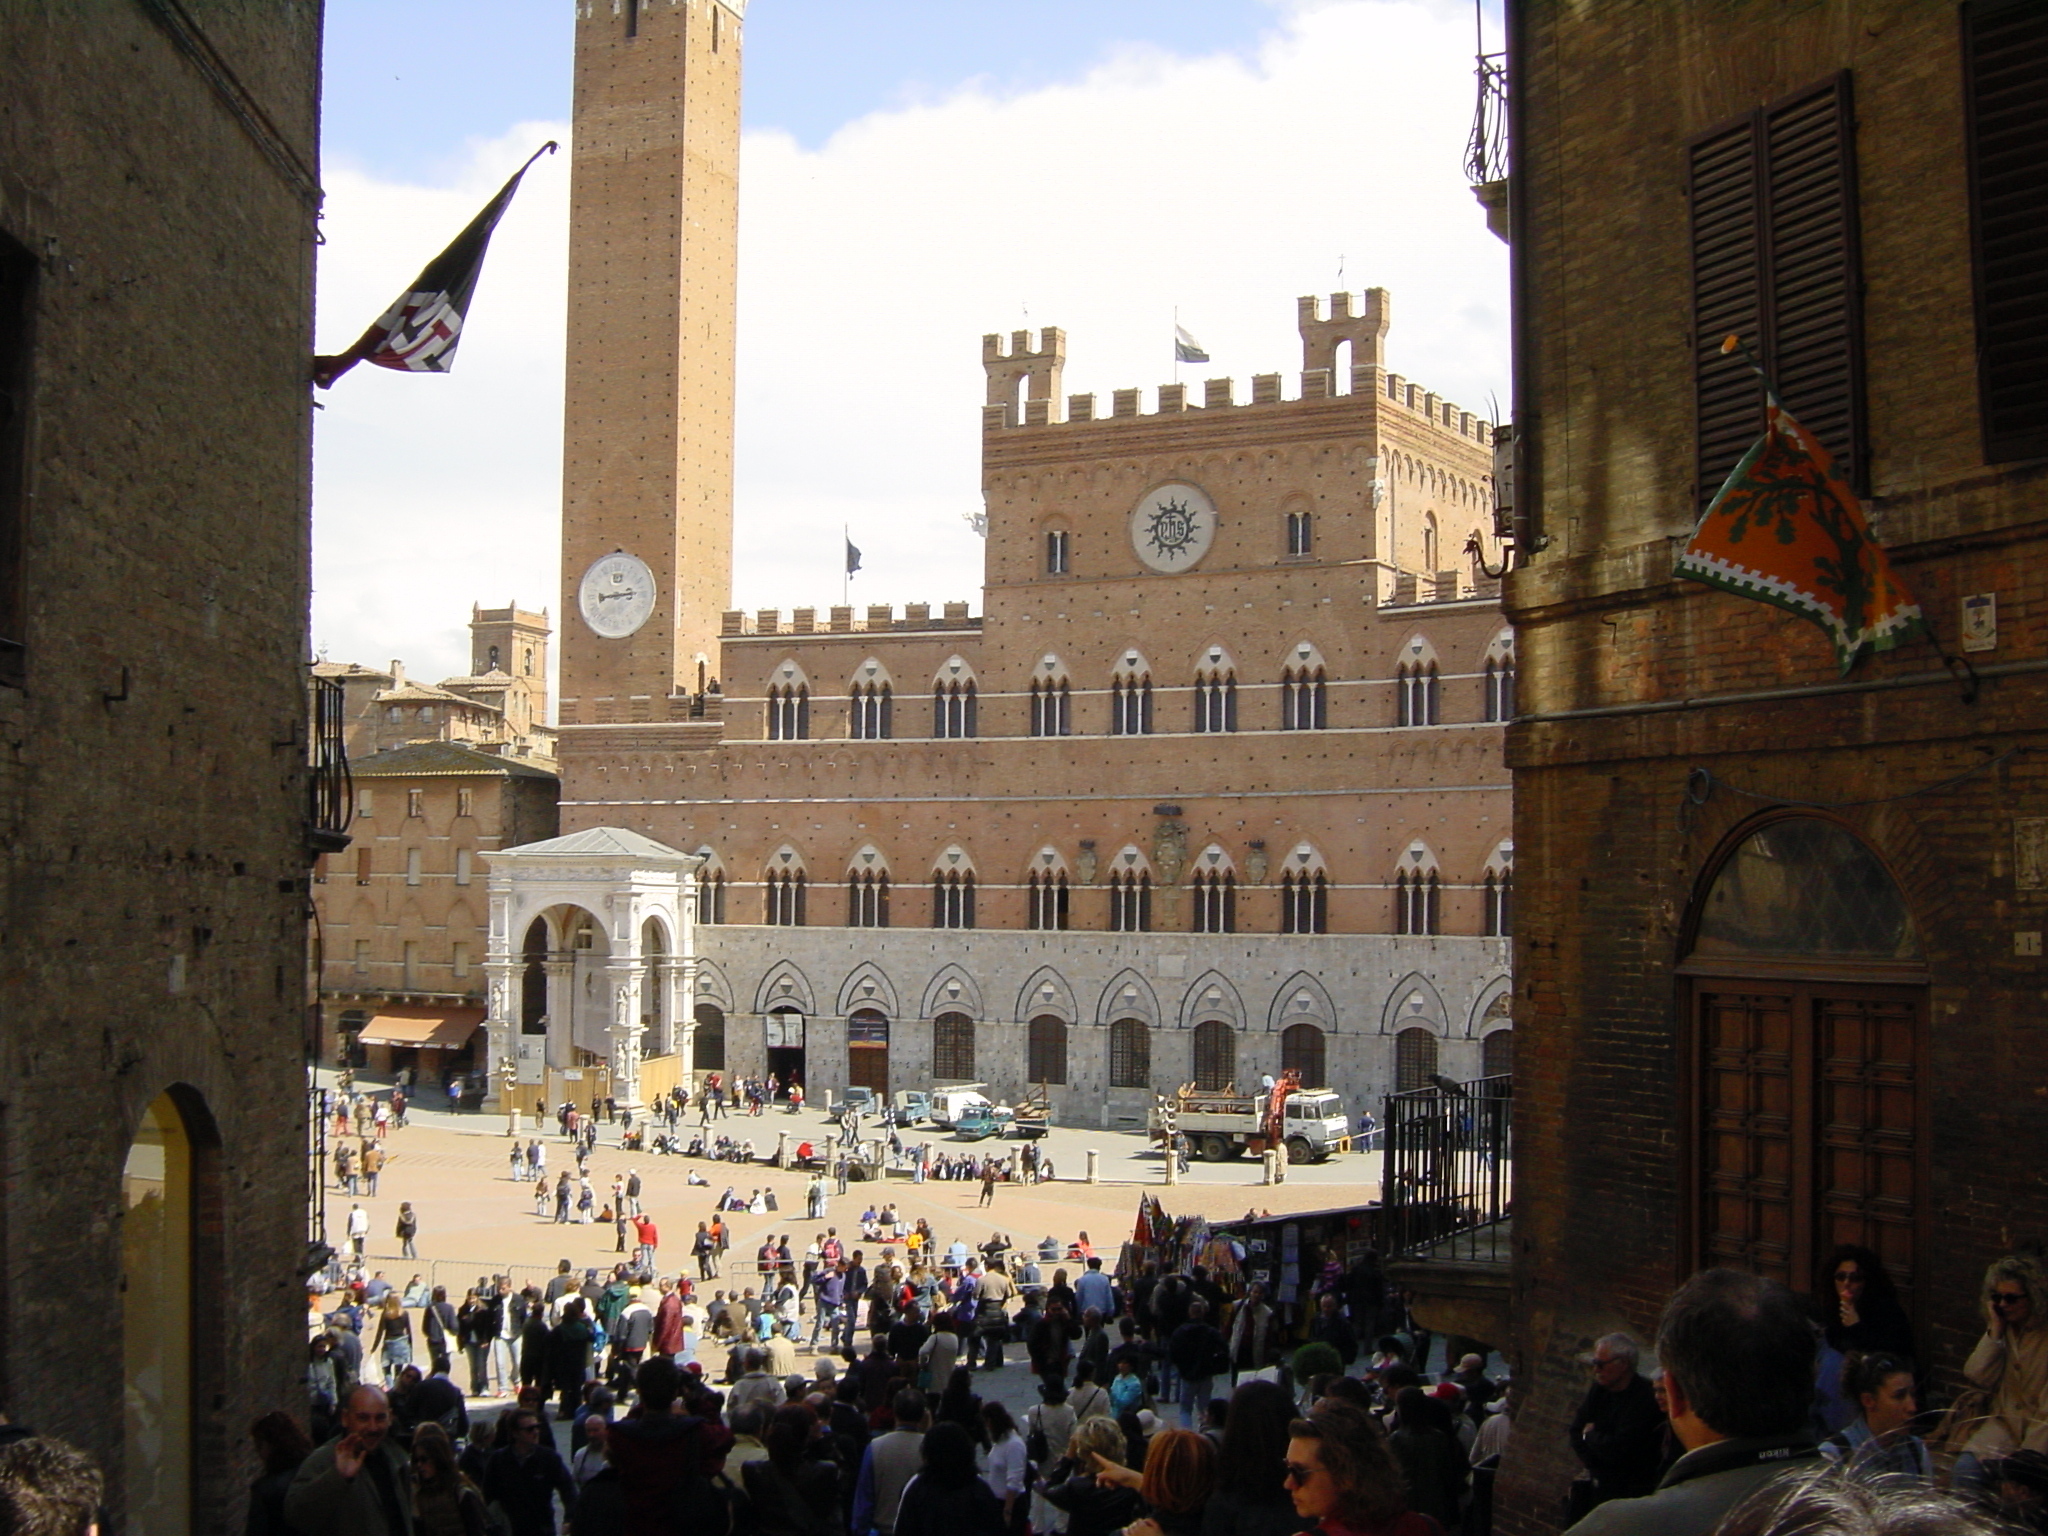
[318,1074,1385,1424]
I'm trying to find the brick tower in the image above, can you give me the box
[557,0,744,723]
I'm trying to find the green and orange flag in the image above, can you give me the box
[1676,338,1923,674]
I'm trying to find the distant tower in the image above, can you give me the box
[470,601,552,736]
[557,0,744,722]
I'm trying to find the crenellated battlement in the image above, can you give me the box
[984,291,1492,446]
[721,601,981,638]
[981,326,1066,427]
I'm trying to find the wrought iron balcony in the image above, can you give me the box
[1381,1071,1511,1264]
[1466,51,1509,186]
[307,673,352,858]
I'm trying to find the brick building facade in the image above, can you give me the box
[1493,2,2048,1527]
[0,5,321,1529]
[494,0,1517,1133]
[313,605,561,1084]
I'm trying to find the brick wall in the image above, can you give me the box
[1498,4,2048,1530]
[0,2,319,1526]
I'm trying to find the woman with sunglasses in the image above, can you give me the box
[1282,1400,1440,1536]
[1956,1253,2048,1490]
[1817,1246,1914,1362]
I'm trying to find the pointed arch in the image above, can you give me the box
[1095,968,1161,1028]
[1268,971,1338,1033]
[1380,973,1448,1035]
[933,654,978,739]
[762,844,809,924]
[1396,632,1441,726]
[1466,973,1514,1039]
[1026,846,1070,932]
[768,658,810,740]
[1280,639,1329,730]
[1108,846,1153,932]
[693,845,729,925]
[753,961,817,1015]
[835,961,899,1018]
[1483,628,1516,722]
[1482,839,1514,937]
[1190,844,1237,933]
[1179,970,1247,1031]
[1110,647,1154,735]
[1280,842,1331,935]
[1014,965,1078,1025]
[1192,642,1238,733]
[1395,840,1442,935]
[691,956,736,1011]
[849,656,894,740]
[846,843,891,928]
[920,963,984,1021]
[931,844,976,930]
[1029,653,1072,737]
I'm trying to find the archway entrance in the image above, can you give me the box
[124,1092,195,1536]
[847,1008,889,1095]
[1681,816,1926,1311]
[766,1006,806,1093]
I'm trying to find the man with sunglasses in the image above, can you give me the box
[1566,1271,1817,1536]
[1957,1253,2048,1489]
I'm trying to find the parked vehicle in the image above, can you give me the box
[927,1085,995,1129]
[1146,1070,1351,1163]
[891,1090,932,1125]
[953,1105,1015,1141]
[827,1086,877,1122]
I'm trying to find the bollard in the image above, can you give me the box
[1164,1143,1179,1185]
[1087,1149,1100,1184]
[776,1131,789,1169]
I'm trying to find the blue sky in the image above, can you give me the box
[310,1,1510,678]
[323,1,1300,172]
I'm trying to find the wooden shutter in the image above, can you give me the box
[1689,75,1866,509]
[1964,1,2048,462]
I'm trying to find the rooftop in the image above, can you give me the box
[348,741,558,780]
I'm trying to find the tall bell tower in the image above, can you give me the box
[557,0,744,724]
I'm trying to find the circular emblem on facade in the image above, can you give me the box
[578,550,657,639]
[1129,482,1218,573]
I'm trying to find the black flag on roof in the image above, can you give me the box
[313,141,557,389]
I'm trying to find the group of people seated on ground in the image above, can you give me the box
[1557,1246,2048,1535]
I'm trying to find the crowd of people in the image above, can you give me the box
[271,1224,2048,1536]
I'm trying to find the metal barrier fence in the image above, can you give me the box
[1381,1072,1511,1264]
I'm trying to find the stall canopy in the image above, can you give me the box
[355,1007,485,1050]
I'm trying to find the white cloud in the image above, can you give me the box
[310,0,1505,685]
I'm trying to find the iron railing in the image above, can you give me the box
[308,673,352,857]
[1382,1072,1511,1263]
[1465,51,1509,187]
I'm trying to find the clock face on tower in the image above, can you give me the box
[1129,482,1219,572]
[578,551,657,639]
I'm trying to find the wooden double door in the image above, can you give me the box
[1691,978,1924,1305]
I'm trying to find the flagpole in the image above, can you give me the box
[842,526,849,608]
[1174,306,1181,387]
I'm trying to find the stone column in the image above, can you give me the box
[482,962,518,1111]
[543,957,575,1069]
[608,967,645,1110]
[674,957,699,1084]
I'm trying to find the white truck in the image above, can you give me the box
[1147,1070,1352,1163]
[927,1084,996,1129]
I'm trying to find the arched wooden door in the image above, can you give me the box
[1681,816,1927,1310]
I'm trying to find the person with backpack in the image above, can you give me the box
[1167,1301,1230,1430]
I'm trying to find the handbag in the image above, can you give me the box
[1025,1408,1051,1466]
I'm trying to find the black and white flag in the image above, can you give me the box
[313,141,556,388]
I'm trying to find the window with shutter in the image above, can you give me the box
[1964,1,2048,463]
[1689,74,1866,510]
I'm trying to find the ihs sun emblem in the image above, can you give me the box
[1145,497,1201,562]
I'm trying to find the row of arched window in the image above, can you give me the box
[693,999,1509,1097]
[695,844,1512,937]
[762,636,1513,742]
